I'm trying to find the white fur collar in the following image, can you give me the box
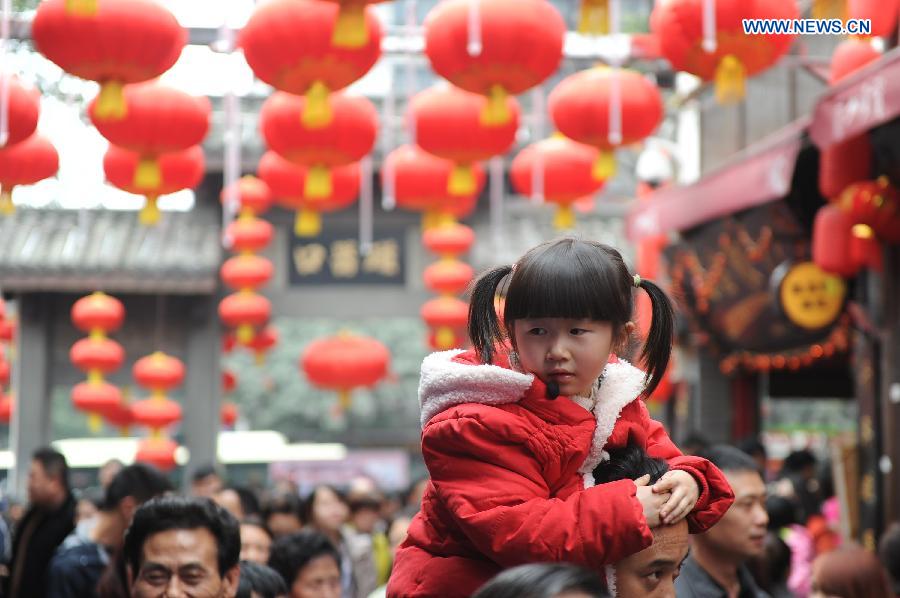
[417,350,648,492]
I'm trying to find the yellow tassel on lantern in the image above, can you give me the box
[578,0,609,35]
[0,190,14,216]
[811,0,846,20]
[254,351,266,366]
[93,81,127,121]
[65,0,98,16]
[337,389,352,410]
[139,196,161,226]
[715,54,747,104]
[481,85,511,126]
[553,205,576,230]
[295,209,322,237]
[304,165,332,199]
[448,164,476,196]
[134,158,162,189]
[592,151,616,180]
[436,327,455,350]
[87,413,103,434]
[236,324,255,345]
[331,4,369,49]
[302,81,332,129]
[421,211,440,232]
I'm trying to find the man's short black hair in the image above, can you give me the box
[123,496,240,578]
[192,464,223,483]
[229,486,262,519]
[237,561,288,598]
[267,530,340,587]
[264,492,303,523]
[592,443,670,486]
[102,463,173,511]
[782,450,817,474]
[32,447,69,491]
[699,444,762,476]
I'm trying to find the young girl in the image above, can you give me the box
[387,238,734,598]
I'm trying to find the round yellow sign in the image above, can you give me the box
[778,261,846,330]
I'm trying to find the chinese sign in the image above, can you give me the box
[289,227,406,285]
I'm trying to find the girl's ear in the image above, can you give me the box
[613,321,636,353]
[624,321,636,336]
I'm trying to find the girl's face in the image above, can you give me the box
[512,318,616,397]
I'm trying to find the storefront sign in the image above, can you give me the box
[289,227,406,285]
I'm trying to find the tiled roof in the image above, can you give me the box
[0,209,222,294]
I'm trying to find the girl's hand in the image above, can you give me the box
[652,470,700,524]
[634,474,670,527]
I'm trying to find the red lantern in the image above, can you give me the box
[511,136,606,229]
[258,151,359,237]
[221,176,273,217]
[0,392,13,424]
[301,333,390,409]
[228,218,275,254]
[0,318,13,343]
[133,352,185,392]
[830,39,882,84]
[421,297,469,350]
[651,0,797,103]
[424,261,475,296]
[260,92,378,199]
[240,0,381,126]
[103,144,205,224]
[131,398,182,430]
[72,292,125,334]
[424,0,565,125]
[813,204,858,277]
[849,225,883,271]
[549,68,663,179]
[839,178,900,242]
[0,76,40,148]
[848,0,899,38]
[71,381,122,420]
[246,326,279,364]
[221,402,239,427]
[383,145,484,227]
[69,337,125,376]
[0,134,59,215]
[223,369,237,394]
[427,327,468,351]
[103,398,134,433]
[0,355,9,387]
[410,85,519,196]
[219,293,271,344]
[32,0,186,120]
[135,437,179,471]
[423,223,476,258]
[220,255,274,291]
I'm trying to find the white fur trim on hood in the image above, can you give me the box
[418,350,534,427]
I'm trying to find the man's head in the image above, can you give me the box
[99,458,125,488]
[28,447,69,507]
[103,464,173,544]
[264,493,304,540]
[594,444,689,598]
[191,465,224,498]
[268,530,341,598]
[124,496,241,598]
[237,561,288,598]
[696,445,768,563]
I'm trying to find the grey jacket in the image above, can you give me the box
[674,556,771,598]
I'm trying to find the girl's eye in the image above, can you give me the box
[528,328,545,335]
[570,328,588,335]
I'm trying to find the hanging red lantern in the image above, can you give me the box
[848,0,899,38]
[260,91,377,199]
[32,0,186,120]
[219,293,271,344]
[301,332,390,410]
[131,352,184,434]
[650,0,797,103]
[383,144,484,228]
[240,0,381,126]
[220,255,274,291]
[849,224,883,271]
[421,297,469,350]
[103,393,134,434]
[69,337,125,377]
[830,39,882,84]
[422,223,476,259]
[228,218,275,254]
[0,392,13,424]
[258,151,359,237]
[813,204,858,277]
[410,85,519,196]
[0,354,9,387]
[424,0,565,125]
[839,178,900,242]
[71,381,122,424]
[427,327,468,351]
[549,67,663,180]
[0,76,40,148]
[0,318,13,343]
[72,292,125,334]
[103,144,206,224]
[131,398,182,430]
[424,261,475,296]
[221,175,273,218]
[221,402,239,428]
[510,135,606,229]
[0,134,59,215]
[135,437,179,471]
[245,326,279,365]
[223,369,237,394]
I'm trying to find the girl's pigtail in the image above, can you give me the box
[468,265,513,364]
[636,278,675,397]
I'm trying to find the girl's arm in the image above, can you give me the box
[638,401,735,532]
[422,410,653,567]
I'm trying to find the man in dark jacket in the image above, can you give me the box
[675,445,771,598]
[6,447,76,597]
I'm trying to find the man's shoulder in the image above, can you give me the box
[674,557,724,597]
[51,538,105,571]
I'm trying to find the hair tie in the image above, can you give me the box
[633,274,641,288]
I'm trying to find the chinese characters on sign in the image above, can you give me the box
[289,229,405,285]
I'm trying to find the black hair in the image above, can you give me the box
[32,447,70,491]
[222,485,262,519]
[879,522,900,595]
[102,463,173,511]
[265,492,304,524]
[267,530,340,588]
[782,450,817,474]
[592,443,671,486]
[192,464,223,483]
[699,444,762,476]
[236,560,288,598]
[765,495,800,530]
[471,563,609,598]
[737,436,767,459]
[747,532,792,593]
[300,485,346,526]
[241,515,273,539]
[123,496,240,578]
[468,238,675,396]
